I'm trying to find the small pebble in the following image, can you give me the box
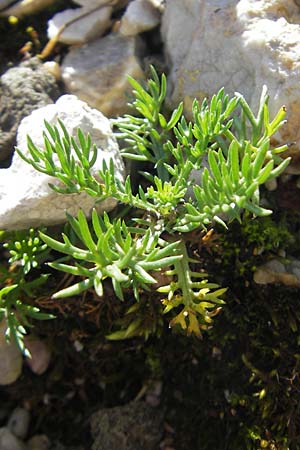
[27,434,50,450]
[0,320,23,385]
[43,61,61,81]
[0,427,27,450]
[24,336,51,375]
[265,178,277,191]
[7,407,30,439]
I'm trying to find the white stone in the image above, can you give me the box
[47,5,112,45]
[119,0,161,36]
[7,408,30,440]
[161,0,300,168]
[147,0,165,12]
[0,0,56,17]
[43,61,61,81]
[61,33,144,117]
[0,320,23,385]
[0,95,125,230]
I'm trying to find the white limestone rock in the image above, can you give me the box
[161,0,300,168]
[0,0,56,17]
[0,95,125,230]
[47,5,112,45]
[119,0,161,36]
[61,33,144,117]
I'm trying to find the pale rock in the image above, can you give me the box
[254,258,300,286]
[0,427,27,450]
[43,61,61,81]
[147,0,165,12]
[161,0,300,169]
[0,95,125,230]
[119,0,161,36]
[47,5,112,45]
[0,320,23,385]
[7,407,30,440]
[61,33,144,117]
[0,0,56,17]
[24,336,51,375]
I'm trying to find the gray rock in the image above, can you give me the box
[0,0,57,17]
[61,33,144,117]
[7,407,30,440]
[47,5,112,45]
[0,58,60,163]
[90,401,163,450]
[0,94,125,230]
[161,0,300,170]
[119,0,161,36]
[0,427,27,450]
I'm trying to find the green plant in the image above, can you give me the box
[0,228,53,355]
[16,67,290,339]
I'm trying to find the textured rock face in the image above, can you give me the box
[90,401,163,450]
[61,33,144,117]
[0,58,60,163]
[0,95,125,230]
[161,0,300,168]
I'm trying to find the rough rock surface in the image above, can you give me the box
[161,0,300,168]
[119,0,161,36]
[61,33,144,117]
[0,95,125,230]
[48,5,112,45]
[90,401,164,450]
[0,0,56,16]
[0,320,23,385]
[0,58,60,163]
